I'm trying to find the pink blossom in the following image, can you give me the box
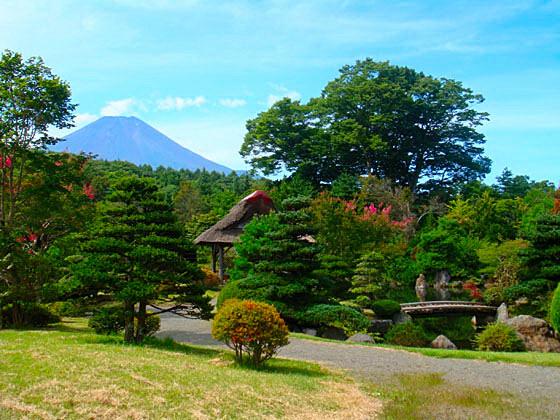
[28,233,37,242]
[54,161,62,166]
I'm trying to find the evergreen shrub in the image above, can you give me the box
[89,307,160,337]
[474,323,525,352]
[1,303,60,328]
[302,304,369,336]
[216,277,271,309]
[0,302,60,328]
[355,295,372,309]
[371,299,401,318]
[386,322,429,347]
[549,282,560,333]
[212,299,289,367]
[89,307,125,335]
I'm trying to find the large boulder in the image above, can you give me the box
[347,333,375,344]
[369,319,393,334]
[302,328,317,336]
[320,327,347,341]
[504,315,560,353]
[430,335,457,350]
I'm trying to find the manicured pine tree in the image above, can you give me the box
[76,176,211,343]
[521,213,560,295]
[226,197,332,323]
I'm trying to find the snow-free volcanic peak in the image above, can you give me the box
[51,116,233,173]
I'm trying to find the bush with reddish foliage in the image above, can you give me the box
[463,279,483,301]
[212,299,289,367]
[201,267,221,289]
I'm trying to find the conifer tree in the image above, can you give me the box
[72,176,210,343]
[225,197,331,323]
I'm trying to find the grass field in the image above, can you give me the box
[290,332,560,367]
[1,320,558,419]
[0,319,380,419]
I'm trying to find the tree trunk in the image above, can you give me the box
[123,301,135,343]
[12,302,24,328]
[135,301,147,344]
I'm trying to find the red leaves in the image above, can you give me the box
[82,184,95,200]
[0,154,13,168]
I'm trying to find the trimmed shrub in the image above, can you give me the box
[89,307,125,335]
[474,323,525,352]
[355,295,372,309]
[371,299,401,318]
[201,268,221,290]
[386,322,429,347]
[0,303,60,328]
[302,304,370,336]
[552,282,560,334]
[212,299,289,367]
[89,307,161,338]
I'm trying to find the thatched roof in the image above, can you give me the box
[194,190,276,246]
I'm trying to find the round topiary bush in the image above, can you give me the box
[89,307,125,335]
[386,322,429,347]
[474,323,525,352]
[302,304,370,336]
[355,295,372,309]
[371,299,401,318]
[551,282,560,334]
[212,299,289,367]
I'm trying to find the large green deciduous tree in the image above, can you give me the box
[71,176,211,343]
[241,59,491,194]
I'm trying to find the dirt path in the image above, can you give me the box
[156,312,560,399]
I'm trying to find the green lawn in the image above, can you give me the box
[0,319,379,419]
[1,320,558,419]
[290,332,560,367]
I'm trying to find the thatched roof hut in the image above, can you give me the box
[194,190,276,280]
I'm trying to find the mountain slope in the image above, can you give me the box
[52,116,233,173]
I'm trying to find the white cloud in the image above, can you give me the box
[156,96,207,111]
[100,98,138,116]
[219,98,247,108]
[267,91,301,107]
[74,113,98,127]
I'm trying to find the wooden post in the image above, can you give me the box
[218,245,224,282]
[212,244,217,273]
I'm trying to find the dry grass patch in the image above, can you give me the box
[0,319,380,419]
[365,372,559,420]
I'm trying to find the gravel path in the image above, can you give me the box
[156,312,560,399]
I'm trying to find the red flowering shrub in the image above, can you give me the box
[212,299,289,366]
[464,279,483,301]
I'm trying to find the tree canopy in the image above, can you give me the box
[241,59,491,194]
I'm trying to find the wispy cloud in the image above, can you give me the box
[266,90,301,106]
[74,113,98,127]
[100,98,141,116]
[219,98,247,108]
[156,96,207,111]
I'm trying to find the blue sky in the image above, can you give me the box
[1,0,559,183]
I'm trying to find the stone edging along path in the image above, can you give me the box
[156,312,560,399]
